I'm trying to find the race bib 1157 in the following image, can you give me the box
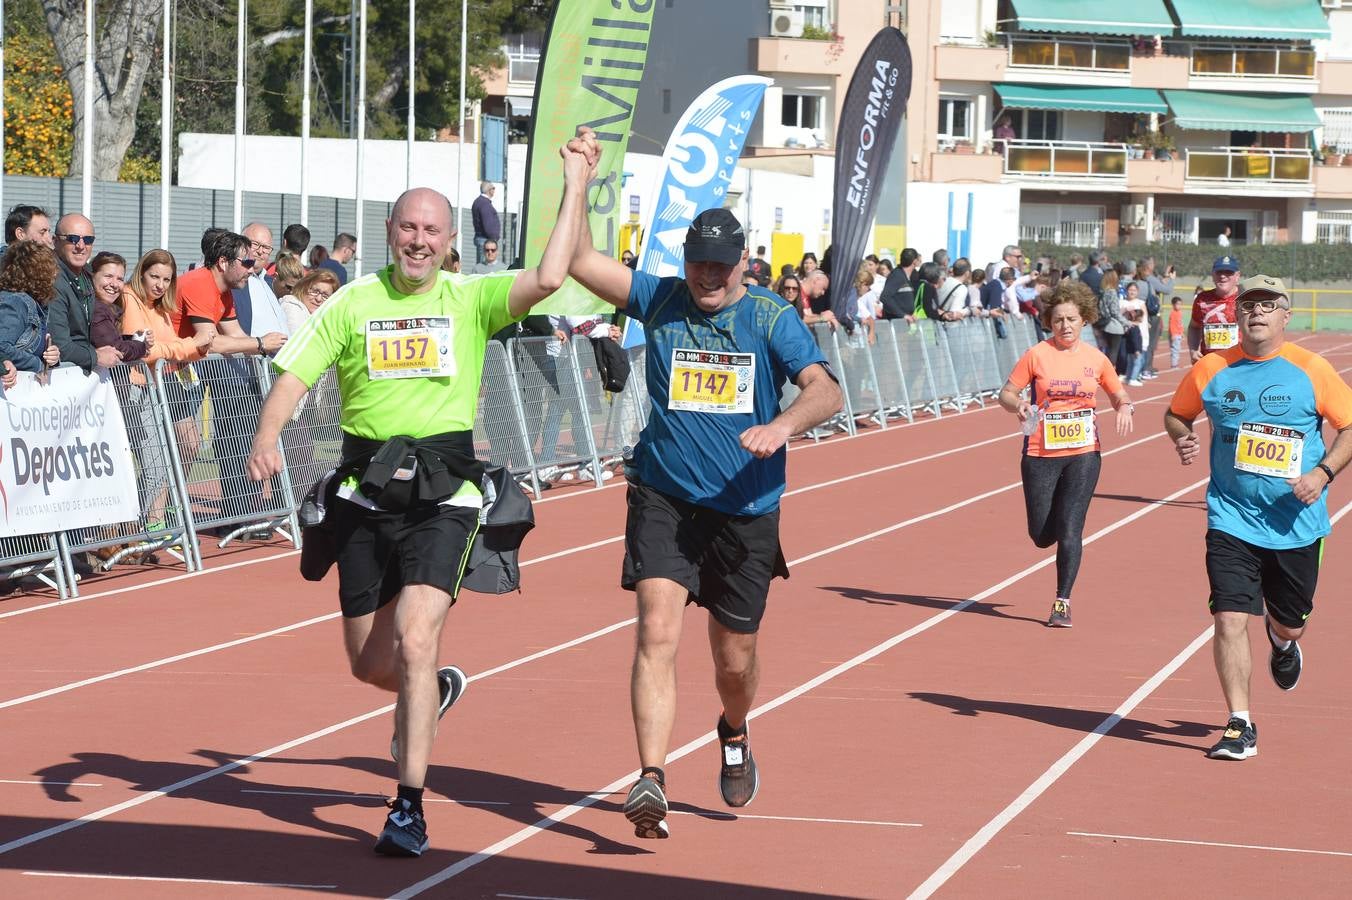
[366,317,455,380]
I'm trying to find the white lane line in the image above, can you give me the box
[389,475,1212,898]
[0,438,1203,863]
[667,810,922,828]
[23,871,336,889]
[0,780,101,786]
[907,623,1216,900]
[1066,831,1352,859]
[0,416,1173,713]
[0,616,634,859]
[0,612,341,711]
[239,788,508,806]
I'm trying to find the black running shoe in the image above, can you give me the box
[391,665,468,762]
[1047,599,1072,628]
[1208,717,1258,760]
[1266,617,1302,692]
[373,798,428,857]
[718,718,760,808]
[623,770,670,839]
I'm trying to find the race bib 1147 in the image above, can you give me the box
[668,349,755,414]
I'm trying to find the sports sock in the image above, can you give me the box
[1230,710,1250,726]
[718,714,746,739]
[1267,621,1293,651]
[396,784,425,814]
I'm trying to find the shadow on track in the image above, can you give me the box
[819,586,1046,625]
[908,692,1213,751]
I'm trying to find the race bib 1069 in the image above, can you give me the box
[1234,422,1302,479]
[668,349,755,414]
[366,317,455,380]
[1042,408,1095,451]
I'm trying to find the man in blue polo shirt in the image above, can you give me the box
[565,128,841,840]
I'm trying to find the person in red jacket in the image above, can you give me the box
[1188,255,1241,362]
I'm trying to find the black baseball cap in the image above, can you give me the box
[684,208,745,266]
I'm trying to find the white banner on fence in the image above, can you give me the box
[0,367,139,538]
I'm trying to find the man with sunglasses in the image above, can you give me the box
[47,213,121,373]
[1166,275,1352,761]
[178,231,283,526]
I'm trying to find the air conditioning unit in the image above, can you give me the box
[770,7,805,38]
[1120,203,1148,229]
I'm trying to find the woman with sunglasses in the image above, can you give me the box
[774,274,804,316]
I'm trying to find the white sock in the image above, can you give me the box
[1267,621,1293,651]
[1230,710,1250,725]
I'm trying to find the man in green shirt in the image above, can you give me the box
[247,145,591,856]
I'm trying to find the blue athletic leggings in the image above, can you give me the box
[1020,452,1102,600]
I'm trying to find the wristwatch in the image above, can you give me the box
[1317,462,1335,484]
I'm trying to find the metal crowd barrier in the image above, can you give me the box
[1,311,1052,599]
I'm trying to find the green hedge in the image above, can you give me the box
[1024,242,1352,282]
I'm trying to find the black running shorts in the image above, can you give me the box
[620,481,788,634]
[1205,529,1321,629]
[330,499,479,618]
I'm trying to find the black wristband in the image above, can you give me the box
[1317,462,1335,484]
[255,336,265,355]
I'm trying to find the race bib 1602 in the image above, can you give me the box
[1234,422,1302,479]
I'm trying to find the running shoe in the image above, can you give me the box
[623,769,670,839]
[718,717,760,808]
[1208,717,1258,760]
[1126,379,1145,387]
[1266,616,1302,691]
[1047,599,1072,628]
[373,797,429,856]
[391,665,468,762]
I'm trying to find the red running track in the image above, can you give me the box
[3,333,1352,899]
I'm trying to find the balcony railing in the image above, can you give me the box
[1190,44,1315,79]
[1185,147,1313,183]
[1004,140,1128,179]
[1006,35,1130,72]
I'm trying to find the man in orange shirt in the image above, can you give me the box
[1168,297,1185,368]
[178,231,287,529]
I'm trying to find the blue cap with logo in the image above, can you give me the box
[1212,255,1240,273]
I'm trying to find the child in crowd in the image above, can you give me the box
[1168,296,1185,368]
[1120,280,1148,386]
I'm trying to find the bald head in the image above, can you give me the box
[54,213,95,270]
[242,222,273,269]
[803,270,829,298]
[388,188,456,294]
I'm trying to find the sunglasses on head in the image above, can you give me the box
[57,233,96,246]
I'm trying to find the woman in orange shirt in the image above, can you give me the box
[998,281,1135,627]
[122,249,215,531]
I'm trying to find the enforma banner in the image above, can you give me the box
[0,368,139,538]
[622,74,772,349]
[827,27,912,322]
[520,0,657,314]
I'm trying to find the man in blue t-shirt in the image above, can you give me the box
[1166,275,1352,762]
[566,128,841,841]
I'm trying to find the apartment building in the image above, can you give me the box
[913,0,1352,248]
[481,1,1352,258]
